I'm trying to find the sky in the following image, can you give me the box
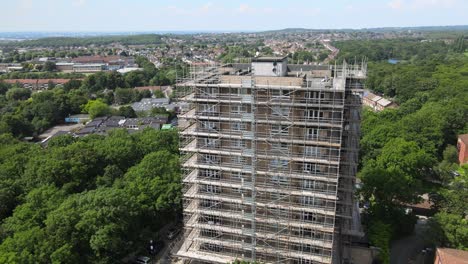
[0,0,467,32]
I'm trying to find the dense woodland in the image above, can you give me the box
[0,129,180,263]
[0,35,467,263]
[335,37,468,263]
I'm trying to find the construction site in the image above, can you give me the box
[176,56,367,264]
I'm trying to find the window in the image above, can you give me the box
[201,121,218,131]
[231,105,247,114]
[271,175,289,185]
[302,180,314,189]
[274,208,289,218]
[270,159,289,169]
[305,91,325,99]
[301,196,314,205]
[272,89,290,97]
[271,142,288,152]
[271,192,287,200]
[200,87,218,97]
[201,229,221,237]
[232,88,247,95]
[300,227,313,238]
[231,156,246,164]
[202,154,219,164]
[231,122,246,131]
[203,243,223,252]
[303,163,321,173]
[302,212,317,222]
[304,110,324,119]
[304,146,319,156]
[231,171,243,179]
[200,199,220,208]
[315,181,325,190]
[200,169,220,179]
[298,258,314,264]
[202,138,218,148]
[204,185,220,193]
[232,139,246,149]
[271,106,290,117]
[271,125,289,135]
[200,104,217,114]
[306,128,319,139]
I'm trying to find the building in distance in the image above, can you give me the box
[362,91,398,111]
[457,134,468,165]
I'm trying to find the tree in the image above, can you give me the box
[0,81,11,95]
[359,138,434,206]
[0,128,181,262]
[117,106,136,118]
[367,221,392,264]
[153,90,165,98]
[114,88,134,105]
[43,61,56,72]
[82,100,111,119]
[6,88,31,101]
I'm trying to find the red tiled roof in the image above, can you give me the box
[437,248,468,263]
[459,134,468,145]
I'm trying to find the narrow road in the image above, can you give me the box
[390,217,430,264]
[320,40,339,63]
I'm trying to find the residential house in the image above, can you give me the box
[457,134,468,165]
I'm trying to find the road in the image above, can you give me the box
[320,40,340,64]
[390,217,432,264]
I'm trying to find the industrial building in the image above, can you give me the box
[176,56,367,264]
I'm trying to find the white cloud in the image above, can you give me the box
[388,0,404,10]
[238,4,254,13]
[200,2,213,12]
[72,0,86,7]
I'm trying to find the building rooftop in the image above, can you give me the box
[252,56,288,62]
[458,134,468,145]
[436,248,468,263]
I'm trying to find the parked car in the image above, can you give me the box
[134,256,150,264]
[167,228,180,240]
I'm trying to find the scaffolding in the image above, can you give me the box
[176,59,367,264]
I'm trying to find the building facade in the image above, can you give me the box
[176,58,366,264]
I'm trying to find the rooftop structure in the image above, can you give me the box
[457,134,468,165]
[434,248,468,264]
[176,57,367,263]
[362,91,398,112]
[75,115,168,136]
[131,98,172,112]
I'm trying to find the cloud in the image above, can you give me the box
[200,2,213,12]
[238,4,254,13]
[72,0,86,7]
[388,0,403,10]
